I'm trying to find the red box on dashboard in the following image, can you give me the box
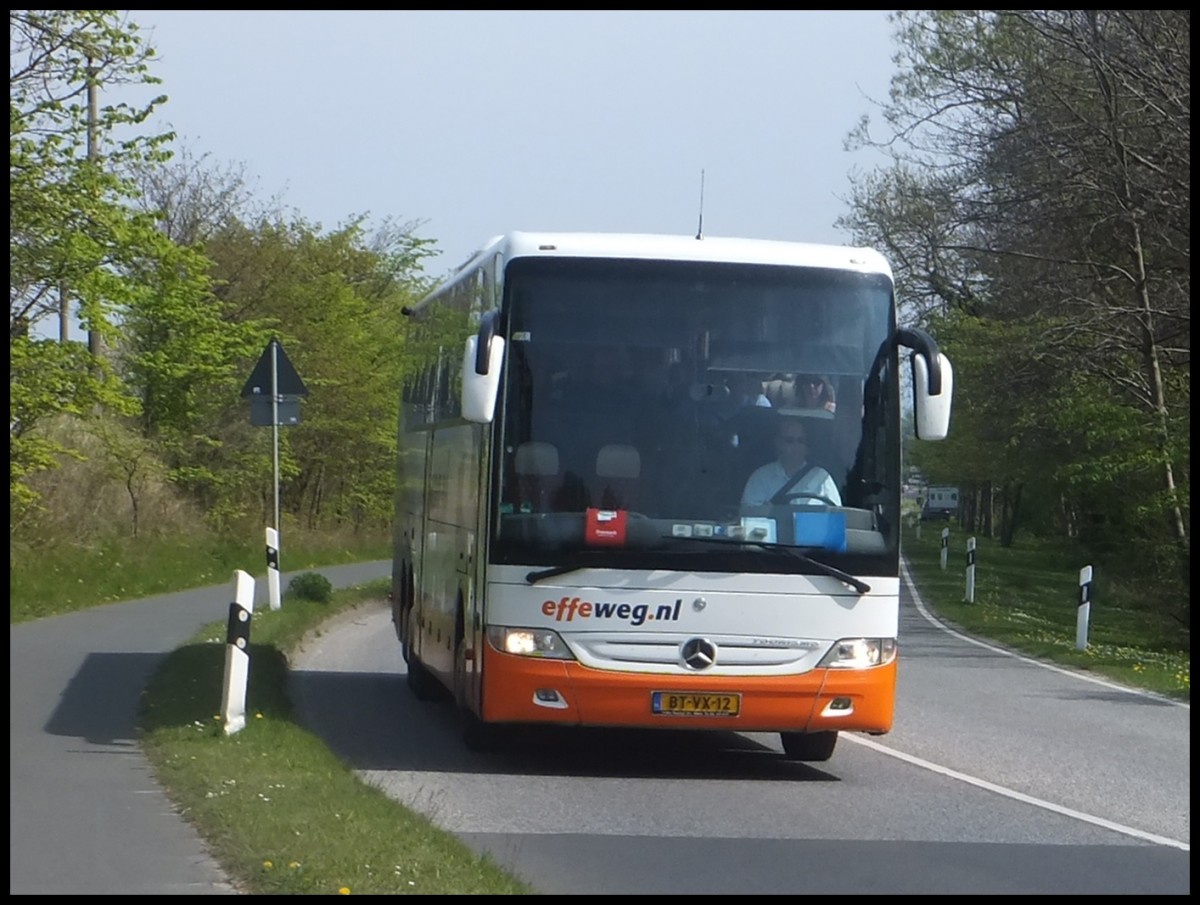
[585,508,627,546]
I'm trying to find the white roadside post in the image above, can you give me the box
[965,537,976,603]
[221,569,256,735]
[266,527,281,610]
[1076,565,1093,651]
[940,527,950,570]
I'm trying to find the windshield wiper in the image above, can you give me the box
[525,551,608,585]
[662,535,871,595]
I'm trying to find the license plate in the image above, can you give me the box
[651,692,741,716]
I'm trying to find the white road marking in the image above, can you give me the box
[858,558,1191,852]
[842,732,1189,851]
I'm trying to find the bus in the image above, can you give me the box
[391,231,952,762]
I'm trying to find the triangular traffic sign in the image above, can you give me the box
[241,339,308,398]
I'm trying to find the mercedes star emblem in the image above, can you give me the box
[681,637,717,670]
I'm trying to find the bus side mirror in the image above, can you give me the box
[462,327,505,424]
[912,352,953,441]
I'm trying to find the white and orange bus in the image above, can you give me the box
[391,231,952,761]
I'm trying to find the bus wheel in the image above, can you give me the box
[403,609,441,702]
[405,654,440,702]
[780,730,838,762]
[392,562,410,644]
[400,606,414,665]
[398,565,414,662]
[452,603,468,710]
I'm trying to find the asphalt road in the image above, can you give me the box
[8,560,390,896]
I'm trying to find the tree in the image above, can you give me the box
[9,10,199,514]
[843,10,1188,625]
[125,139,281,247]
[171,213,437,529]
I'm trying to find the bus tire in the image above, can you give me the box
[405,654,441,702]
[780,730,838,762]
[452,602,468,710]
[399,605,414,665]
[403,607,441,702]
[392,561,410,644]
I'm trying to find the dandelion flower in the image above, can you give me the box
[339,887,351,895]
[289,861,301,869]
[263,860,274,870]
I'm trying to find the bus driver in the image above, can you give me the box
[741,415,841,507]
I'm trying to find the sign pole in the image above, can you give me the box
[241,336,307,591]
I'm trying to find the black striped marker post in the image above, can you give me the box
[965,537,976,602]
[266,527,281,610]
[221,569,256,735]
[1076,565,1093,651]
[940,527,950,570]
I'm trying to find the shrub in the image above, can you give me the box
[285,571,333,603]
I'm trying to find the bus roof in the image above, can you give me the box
[456,231,894,278]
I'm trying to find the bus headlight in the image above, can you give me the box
[486,626,574,659]
[818,638,897,669]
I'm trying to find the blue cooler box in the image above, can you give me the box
[792,510,847,551]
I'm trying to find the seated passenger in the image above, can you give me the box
[797,373,836,413]
[732,372,772,408]
[741,415,841,507]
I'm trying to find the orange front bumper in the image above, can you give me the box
[479,645,896,734]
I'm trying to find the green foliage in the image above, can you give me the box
[848,11,1189,622]
[10,11,441,548]
[9,522,390,624]
[115,231,270,530]
[9,10,181,507]
[9,338,135,520]
[285,571,333,604]
[119,238,264,439]
[198,215,436,530]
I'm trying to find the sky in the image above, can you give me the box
[121,10,901,281]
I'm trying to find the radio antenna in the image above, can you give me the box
[695,169,705,240]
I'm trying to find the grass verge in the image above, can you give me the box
[138,579,534,895]
[9,525,391,624]
[902,522,1189,701]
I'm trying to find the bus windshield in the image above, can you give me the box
[490,255,901,577]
